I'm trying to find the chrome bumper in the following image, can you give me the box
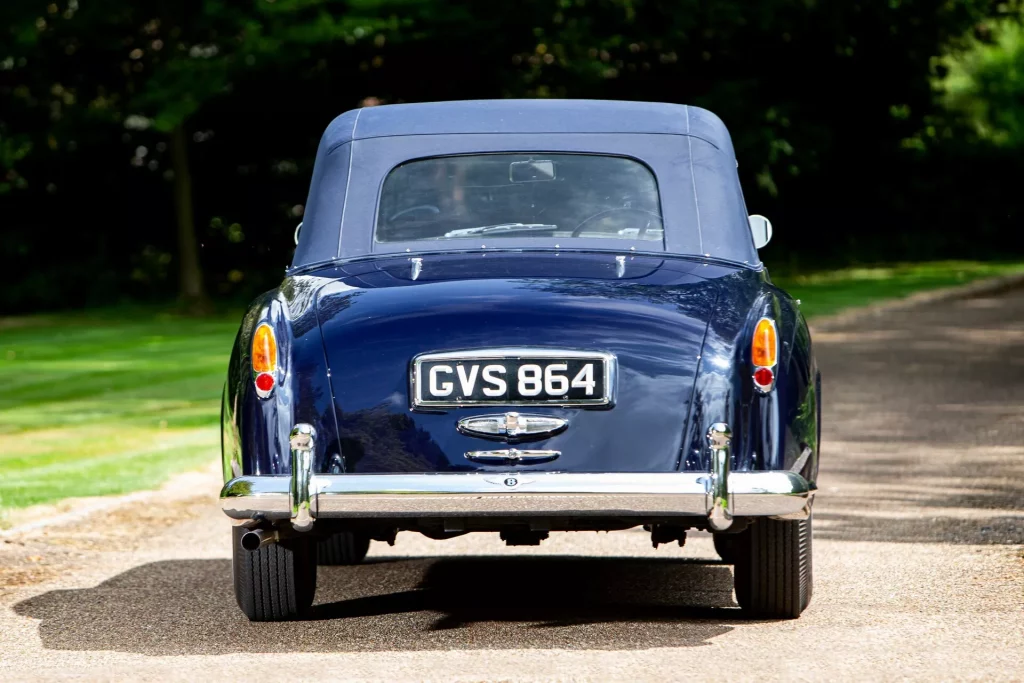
[220,470,814,524]
[224,422,814,531]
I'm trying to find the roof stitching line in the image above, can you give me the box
[685,106,704,254]
[326,131,723,153]
[336,109,362,258]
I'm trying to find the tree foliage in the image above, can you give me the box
[1,0,1021,312]
[940,18,1024,147]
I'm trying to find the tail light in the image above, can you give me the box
[751,316,777,393]
[252,323,278,398]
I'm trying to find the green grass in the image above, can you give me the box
[772,260,1024,319]
[0,310,239,517]
[1,260,1022,518]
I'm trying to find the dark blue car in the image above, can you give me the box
[221,100,820,621]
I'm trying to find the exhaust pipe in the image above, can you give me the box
[240,528,281,551]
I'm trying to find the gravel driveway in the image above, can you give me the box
[1,288,1022,681]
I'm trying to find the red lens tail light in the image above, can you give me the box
[753,366,775,388]
[255,372,275,394]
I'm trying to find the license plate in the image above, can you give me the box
[412,349,615,408]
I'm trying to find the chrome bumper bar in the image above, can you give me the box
[225,421,813,531]
[220,470,814,524]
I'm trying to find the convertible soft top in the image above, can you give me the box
[319,99,736,156]
[294,99,758,268]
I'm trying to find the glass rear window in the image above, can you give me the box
[375,153,663,244]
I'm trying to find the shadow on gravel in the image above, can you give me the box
[14,556,747,655]
[813,510,1024,545]
[813,294,1024,546]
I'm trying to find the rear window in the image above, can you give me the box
[375,153,663,244]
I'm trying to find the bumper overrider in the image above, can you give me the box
[221,423,815,532]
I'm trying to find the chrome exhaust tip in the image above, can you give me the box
[240,528,278,551]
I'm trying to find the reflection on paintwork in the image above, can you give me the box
[317,254,715,473]
[223,252,818,485]
[336,404,452,472]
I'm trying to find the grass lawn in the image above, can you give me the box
[1,260,1022,519]
[0,310,239,519]
[772,260,1024,319]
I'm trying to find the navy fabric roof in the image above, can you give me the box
[322,100,736,159]
[293,100,758,268]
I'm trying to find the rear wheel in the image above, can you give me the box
[712,532,742,564]
[317,531,371,566]
[733,516,813,619]
[232,527,317,621]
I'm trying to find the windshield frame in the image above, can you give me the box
[372,151,666,253]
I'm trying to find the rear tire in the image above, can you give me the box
[733,516,813,619]
[713,532,742,564]
[232,527,317,621]
[317,531,371,566]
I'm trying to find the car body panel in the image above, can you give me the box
[680,271,819,484]
[221,99,820,518]
[315,253,715,474]
[223,254,819,487]
[222,277,342,478]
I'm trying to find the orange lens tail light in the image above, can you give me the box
[252,323,278,374]
[751,317,777,368]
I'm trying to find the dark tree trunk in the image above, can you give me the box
[169,124,211,314]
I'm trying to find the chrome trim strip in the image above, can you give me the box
[790,445,813,474]
[411,348,617,408]
[706,423,733,531]
[464,448,561,464]
[289,424,315,531]
[221,471,814,521]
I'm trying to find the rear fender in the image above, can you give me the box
[681,272,819,483]
[221,276,339,480]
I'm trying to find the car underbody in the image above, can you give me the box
[224,420,816,621]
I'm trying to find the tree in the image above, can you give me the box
[0,0,396,312]
[939,18,1024,147]
[3,0,1023,312]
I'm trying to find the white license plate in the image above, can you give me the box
[412,349,615,408]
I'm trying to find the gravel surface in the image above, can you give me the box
[1,289,1023,681]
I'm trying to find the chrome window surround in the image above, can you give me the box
[410,348,617,409]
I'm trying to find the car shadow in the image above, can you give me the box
[14,555,749,655]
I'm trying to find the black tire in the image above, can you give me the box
[713,532,741,564]
[232,527,317,621]
[733,516,813,619]
[317,531,371,566]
